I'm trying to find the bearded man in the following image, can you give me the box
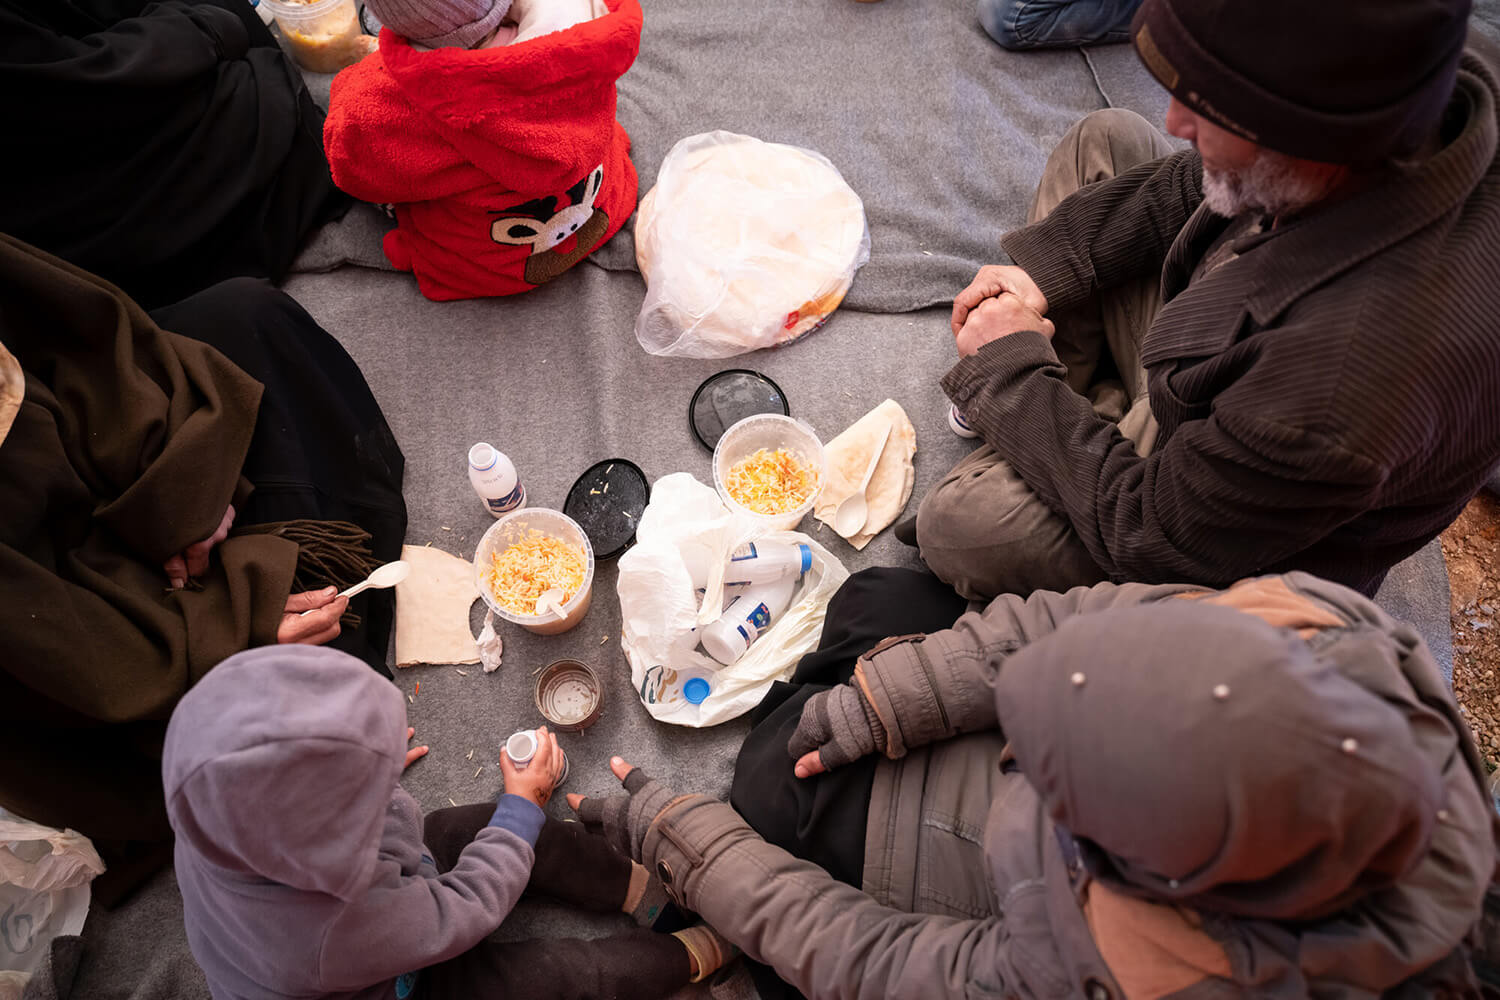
[905,0,1500,601]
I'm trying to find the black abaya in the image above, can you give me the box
[151,278,407,675]
[0,0,348,308]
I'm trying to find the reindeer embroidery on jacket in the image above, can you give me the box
[489,165,609,285]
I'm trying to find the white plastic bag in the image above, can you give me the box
[618,473,849,726]
[0,817,104,999]
[634,131,871,358]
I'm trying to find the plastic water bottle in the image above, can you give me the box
[468,443,526,518]
[682,540,811,591]
[699,575,798,665]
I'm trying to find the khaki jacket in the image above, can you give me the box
[637,574,1495,998]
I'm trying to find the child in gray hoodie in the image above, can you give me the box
[164,644,733,1000]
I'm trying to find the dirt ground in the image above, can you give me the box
[1443,490,1500,774]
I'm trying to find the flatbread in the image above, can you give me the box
[635,131,869,358]
[813,399,916,549]
[394,544,481,667]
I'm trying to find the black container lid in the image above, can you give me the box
[563,459,649,560]
[689,369,790,451]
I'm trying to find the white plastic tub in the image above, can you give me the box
[713,414,826,531]
[474,508,595,636]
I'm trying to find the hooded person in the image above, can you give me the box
[0,234,404,904]
[321,0,641,301]
[570,569,1500,997]
[164,644,736,1000]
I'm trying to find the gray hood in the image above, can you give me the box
[1000,601,1440,919]
[163,645,406,902]
[997,596,1495,988]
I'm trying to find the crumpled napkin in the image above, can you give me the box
[813,399,917,549]
[394,544,482,667]
[477,612,504,673]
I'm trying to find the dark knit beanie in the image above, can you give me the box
[1130,0,1471,165]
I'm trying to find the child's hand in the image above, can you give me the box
[501,726,563,807]
[403,727,428,770]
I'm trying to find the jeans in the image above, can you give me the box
[977,0,1142,50]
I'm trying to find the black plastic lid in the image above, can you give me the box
[689,369,790,451]
[563,459,649,560]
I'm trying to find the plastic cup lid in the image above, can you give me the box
[683,677,712,704]
[690,370,790,451]
[563,459,648,561]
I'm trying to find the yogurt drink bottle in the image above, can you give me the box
[468,443,526,518]
[724,541,812,585]
[699,575,799,666]
[681,540,812,591]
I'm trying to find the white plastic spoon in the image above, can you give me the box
[299,560,410,615]
[832,422,893,538]
[534,587,567,621]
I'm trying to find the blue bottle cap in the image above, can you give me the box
[683,677,712,705]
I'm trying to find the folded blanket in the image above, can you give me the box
[324,0,641,300]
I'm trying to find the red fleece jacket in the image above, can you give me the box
[324,0,641,301]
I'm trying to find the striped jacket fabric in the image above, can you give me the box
[942,53,1500,597]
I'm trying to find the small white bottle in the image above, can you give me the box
[700,575,799,666]
[468,443,526,518]
[948,404,979,439]
[681,540,812,591]
[724,541,812,586]
[504,729,568,784]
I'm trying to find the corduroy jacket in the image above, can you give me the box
[942,52,1500,597]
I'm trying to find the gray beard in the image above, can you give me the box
[1201,149,1331,218]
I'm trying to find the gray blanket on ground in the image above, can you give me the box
[41,0,1470,997]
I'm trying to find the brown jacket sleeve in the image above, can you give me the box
[941,324,1389,587]
[1000,150,1203,311]
[861,581,1202,757]
[0,395,297,720]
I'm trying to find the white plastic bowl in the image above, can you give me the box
[712,414,826,530]
[474,508,595,636]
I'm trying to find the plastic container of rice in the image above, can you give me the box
[261,0,371,73]
[712,414,826,531]
[474,509,595,636]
